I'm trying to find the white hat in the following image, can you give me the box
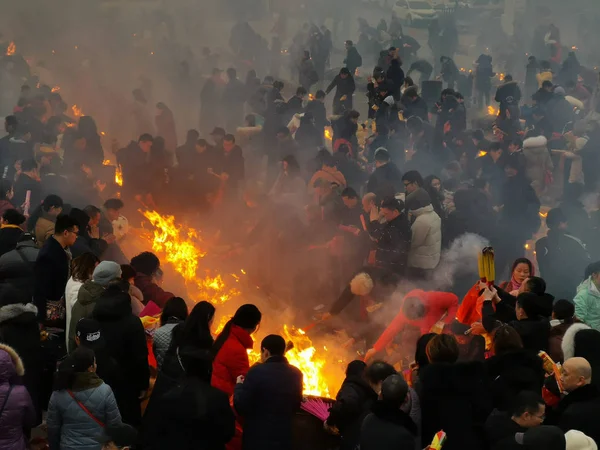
[565,430,597,450]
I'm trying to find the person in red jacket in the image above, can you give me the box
[212,304,262,450]
[365,289,458,362]
[130,252,174,309]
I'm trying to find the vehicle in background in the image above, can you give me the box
[393,0,438,26]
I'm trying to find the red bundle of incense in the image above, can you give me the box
[301,398,331,421]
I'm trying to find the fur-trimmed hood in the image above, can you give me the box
[0,302,37,324]
[0,343,25,381]
[523,135,548,149]
[562,322,591,361]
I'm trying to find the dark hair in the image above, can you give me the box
[176,301,215,349]
[553,299,575,323]
[542,80,553,89]
[426,334,459,363]
[511,258,533,277]
[506,137,523,149]
[316,90,326,99]
[322,154,336,168]
[213,304,261,358]
[104,198,124,211]
[138,133,153,143]
[261,334,286,356]
[546,208,566,230]
[186,129,200,144]
[524,276,546,295]
[472,129,484,141]
[340,68,351,75]
[492,325,523,355]
[404,76,414,87]
[0,180,12,201]
[374,148,390,163]
[223,134,235,143]
[296,86,307,96]
[27,194,64,232]
[585,261,600,279]
[516,292,540,318]
[415,333,436,368]
[54,347,96,390]
[380,374,409,407]
[130,252,160,276]
[55,215,79,234]
[21,158,37,173]
[489,141,503,152]
[226,67,237,78]
[341,187,358,199]
[2,209,25,225]
[71,252,100,283]
[504,74,513,82]
[346,360,367,377]
[161,297,189,326]
[83,205,101,220]
[381,197,403,213]
[509,391,544,418]
[178,347,213,382]
[402,170,423,186]
[120,264,136,281]
[365,361,397,384]
[69,208,90,236]
[348,110,360,120]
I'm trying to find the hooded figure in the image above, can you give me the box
[522,134,553,196]
[406,188,442,271]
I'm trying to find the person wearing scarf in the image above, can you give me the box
[500,258,534,295]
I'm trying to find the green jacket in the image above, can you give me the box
[68,280,105,352]
[574,277,600,331]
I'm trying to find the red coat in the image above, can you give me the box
[373,290,458,352]
[211,325,253,397]
[134,274,174,309]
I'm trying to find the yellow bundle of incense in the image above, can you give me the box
[539,351,566,393]
[478,247,495,286]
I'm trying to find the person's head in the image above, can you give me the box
[260,334,286,362]
[520,276,545,295]
[103,198,124,222]
[587,261,600,289]
[345,40,353,49]
[561,357,592,393]
[515,292,540,320]
[4,115,17,135]
[504,74,513,82]
[276,126,291,141]
[138,133,154,153]
[42,195,64,217]
[341,187,359,208]
[185,129,200,145]
[425,175,442,193]
[345,360,367,378]
[54,215,79,247]
[296,86,307,99]
[402,170,423,194]
[71,252,100,283]
[226,67,237,81]
[347,110,360,124]
[415,333,436,368]
[0,180,12,202]
[130,251,160,277]
[542,80,553,92]
[92,261,122,287]
[83,205,102,228]
[510,391,546,428]
[179,347,213,382]
[232,304,261,333]
[321,154,336,170]
[54,347,96,390]
[426,334,460,364]
[546,208,567,231]
[380,374,409,407]
[491,325,523,355]
[340,68,350,79]
[365,361,397,394]
[507,137,523,153]
[374,148,390,168]
[489,142,503,162]
[223,134,236,153]
[380,197,403,222]
[511,258,533,285]
[1,209,25,226]
[472,129,484,144]
[211,68,223,80]
[177,300,216,349]
[362,193,377,213]
[21,158,38,176]
[504,157,521,177]
[552,299,575,323]
[159,296,188,326]
[75,318,105,350]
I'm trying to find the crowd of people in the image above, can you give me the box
[1,3,600,450]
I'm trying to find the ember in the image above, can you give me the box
[51,86,60,93]
[477,150,488,158]
[487,105,498,116]
[72,104,84,117]
[5,41,15,56]
[324,127,333,141]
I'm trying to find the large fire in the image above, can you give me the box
[142,210,344,397]
[6,42,15,56]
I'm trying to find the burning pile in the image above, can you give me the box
[142,210,344,397]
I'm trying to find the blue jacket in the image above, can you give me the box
[47,374,121,450]
[234,355,303,450]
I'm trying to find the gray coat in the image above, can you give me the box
[0,240,38,301]
[47,374,122,450]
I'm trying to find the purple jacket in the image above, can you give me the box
[0,344,36,450]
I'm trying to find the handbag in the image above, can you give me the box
[67,390,105,427]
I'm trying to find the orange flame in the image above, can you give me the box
[115,165,123,187]
[487,105,498,116]
[324,127,333,141]
[72,104,83,117]
[477,150,488,158]
[6,42,15,56]
[51,86,61,93]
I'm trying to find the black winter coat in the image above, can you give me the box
[367,162,403,200]
[33,236,69,322]
[484,349,545,412]
[0,240,38,301]
[93,287,149,426]
[418,361,492,450]
[360,401,418,450]
[371,213,411,275]
[484,409,526,450]
[327,375,377,450]
[0,226,23,257]
[546,384,600,444]
[142,376,235,450]
[233,355,303,450]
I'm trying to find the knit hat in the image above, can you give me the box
[405,188,432,211]
[565,430,597,450]
[92,261,122,287]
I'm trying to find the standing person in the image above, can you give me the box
[215,134,245,199]
[299,51,318,92]
[234,335,303,450]
[0,209,25,257]
[359,374,418,450]
[34,214,79,323]
[0,343,36,450]
[117,134,154,203]
[155,103,178,157]
[222,68,247,132]
[344,41,362,76]
[573,261,600,331]
[165,301,215,366]
[0,232,39,301]
[387,58,405,102]
[152,297,189,371]
[522,131,553,198]
[326,361,377,450]
[65,253,99,349]
[13,158,41,214]
[141,348,235,450]
[535,208,589,301]
[423,175,445,219]
[500,258,534,294]
[47,347,122,450]
[28,194,63,248]
[212,304,261,450]
[474,54,495,109]
[525,56,540,100]
[130,252,174,309]
[93,280,149,427]
[406,188,442,279]
[495,74,522,120]
[304,90,328,139]
[200,69,224,134]
[440,56,459,90]
[326,68,356,115]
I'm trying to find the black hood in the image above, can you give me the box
[93,289,132,320]
[370,400,418,436]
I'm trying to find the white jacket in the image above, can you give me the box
[65,277,83,348]
[408,205,442,269]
